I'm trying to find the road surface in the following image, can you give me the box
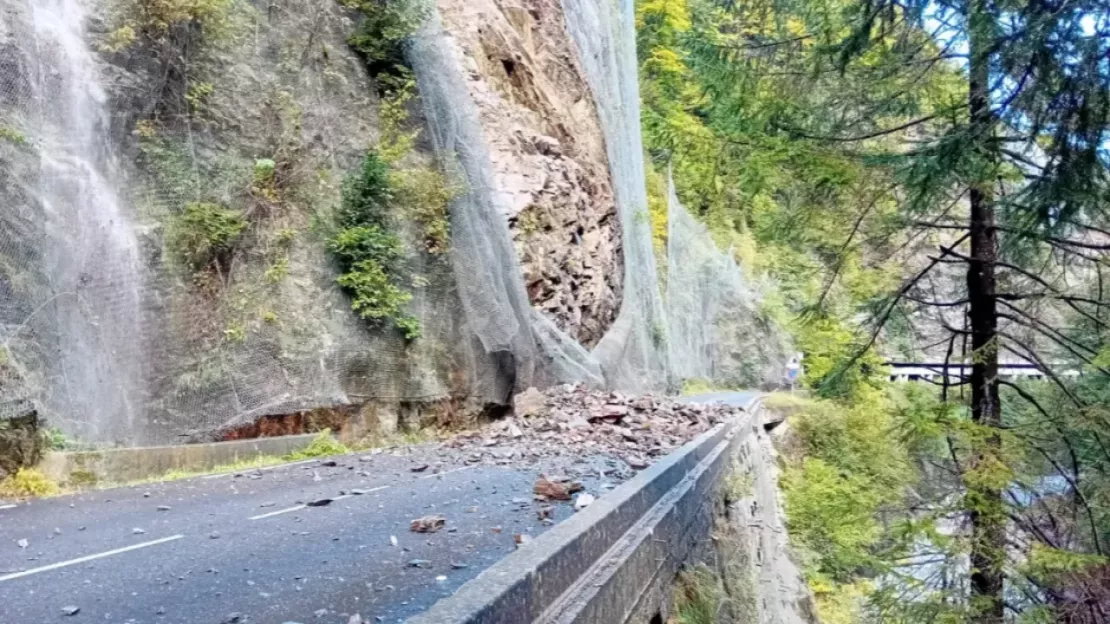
[681,391,759,408]
[1,392,759,624]
[0,446,618,624]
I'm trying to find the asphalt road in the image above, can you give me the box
[0,446,619,624]
[681,390,759,408]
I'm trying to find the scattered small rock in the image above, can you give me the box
[221,613,242,624]
[319,460,338,467]
[209,532,221,540]
[514,533,532,548]
[132,527,146,535]
[390,535,398,547]
[513,387,547,417]
[348,615,364,624]
[16,538,28,549]
[410,515,446,533]
[408,559,432,568]
[533,476,583,501]
[306,498,333,507]
[410,464,429,473]
[156,505,171,512]
[259,502,276,508]
[62,606,80,616]
[450,562,469,569]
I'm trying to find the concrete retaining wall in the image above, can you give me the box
[409,399,763,624]
[38,434,318,486]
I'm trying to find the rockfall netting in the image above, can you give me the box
[0,0,467,445]
[407,10,606,400]
[666,174,792,388]
[561,0,672,393]
[0,0,780,449]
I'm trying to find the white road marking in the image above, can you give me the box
[0,504,17,510]
[419,466,471,479]
[249,504,306,520]
[0,535,184,583]
[246,486,390,520]
[201,458,317,480]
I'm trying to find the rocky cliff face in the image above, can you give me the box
[0,0,786,446]
[432,0,621,347]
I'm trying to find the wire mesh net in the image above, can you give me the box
[560,0,672,393]
[0,0,776,447]
[0,0,469,445]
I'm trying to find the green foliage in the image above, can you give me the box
[335,256,417,336]
[784,457,884,579]
[102,0,233,50]
[168,202,248,273]
[185,81,215,113]
[670,565,723,624]
[328,151,421,339]
[0,468,60,498]
[263,257,289,284]
[43,428,69,451]
[778,392,916,611]
[0,125,27,147]
[392,167,453,254]
[284,429,349,460]
[338,151,393,230]
[339,0,423,87]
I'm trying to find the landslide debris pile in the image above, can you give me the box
[445,385,741,469]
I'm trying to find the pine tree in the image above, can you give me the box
[824,2,1109,620]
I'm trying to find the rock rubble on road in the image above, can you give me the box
[445,384,740,471]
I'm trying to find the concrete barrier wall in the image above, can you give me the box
[409,399,764,624]
[38,434,318,485]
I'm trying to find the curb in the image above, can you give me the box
[409,398,761,624]
[38,433,320,485]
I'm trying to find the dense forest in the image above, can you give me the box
[637,0,1110,621]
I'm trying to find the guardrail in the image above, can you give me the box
[409,398,762,624]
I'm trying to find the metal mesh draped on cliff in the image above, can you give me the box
[0,0,146,441]
[665,174,772,387]
[560,0,672,393]
[0,0,467,445]
[406,11,605,397]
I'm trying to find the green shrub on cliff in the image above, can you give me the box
[168,202,248,274]
[101,0,233,52]
[328,151,420,340]
[340,0,424,87]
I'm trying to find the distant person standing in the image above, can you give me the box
[785,353,803,392]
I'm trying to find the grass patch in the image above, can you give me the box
[284,429,349,460]
[762,391,811,417]
[722,464,753,505]
[141,431,349,483]
[670,565,723,624]
[151,454,289,483]
[0,468,61,498]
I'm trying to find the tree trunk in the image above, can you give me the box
[966,1,1005,621]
